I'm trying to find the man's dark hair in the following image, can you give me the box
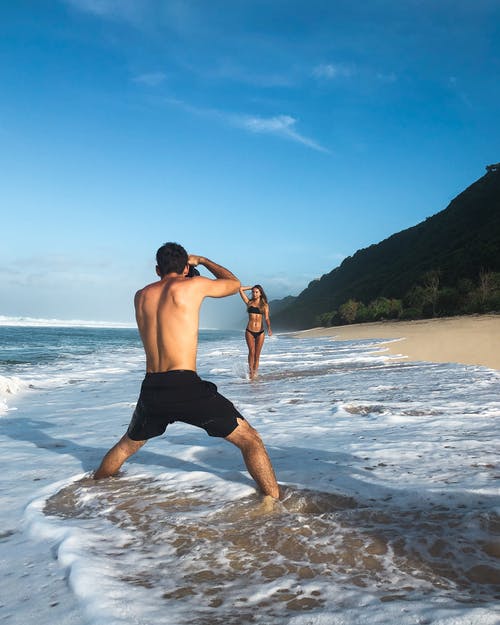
[156,242,188,276]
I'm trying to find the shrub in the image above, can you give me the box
[339,299,360,324]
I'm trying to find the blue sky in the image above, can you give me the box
[1,1,499,327]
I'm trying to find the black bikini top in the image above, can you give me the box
[247,305,262,315]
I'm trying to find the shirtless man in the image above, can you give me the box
[94,242,279,499]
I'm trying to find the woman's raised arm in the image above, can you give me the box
[239,286,252,304]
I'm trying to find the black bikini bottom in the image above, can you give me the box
[246,328,264,339]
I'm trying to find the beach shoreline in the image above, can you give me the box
[291,314,500,370]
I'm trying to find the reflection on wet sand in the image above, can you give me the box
[44,478,500,623]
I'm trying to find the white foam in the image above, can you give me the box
[0,374,26,397]
[1,331,498,625]
[0,374,28,415]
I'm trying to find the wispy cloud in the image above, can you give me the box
[133,72,167,86]
[262,270,333,298]
[0,254,115,287]
[446,76,473,109]
[314,62,399,87]
[166,98,329,153]
[206,59,296,88]
[376,71,397,83]
[63,0,143,23]
[312,63,355,80]
[231,114,329,153]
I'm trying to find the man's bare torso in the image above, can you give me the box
[134,258,240,373]
[135,276,203,372]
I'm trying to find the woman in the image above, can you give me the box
[239,284,272,379]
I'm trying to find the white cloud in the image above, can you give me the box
[133,72,167,86]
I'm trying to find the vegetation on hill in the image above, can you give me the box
[272,166,500,330]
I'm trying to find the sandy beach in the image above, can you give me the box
[292,314,500,370]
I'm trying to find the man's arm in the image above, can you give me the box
[188,255,240,297]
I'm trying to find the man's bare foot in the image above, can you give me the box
[257,494,283,514]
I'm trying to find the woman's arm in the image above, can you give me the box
[239,286,252,304]
[264,304,272,336]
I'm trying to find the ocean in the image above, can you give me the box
[0,323,499,625]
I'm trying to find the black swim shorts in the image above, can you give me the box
[126,370,244,441]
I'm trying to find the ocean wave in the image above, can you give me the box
[0,374,26,396]
[0,374,27,415]
[0,315,135,329]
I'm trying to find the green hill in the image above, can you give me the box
[272,166,500,330]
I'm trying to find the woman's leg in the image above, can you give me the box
[245,330,256,378]
[253,332,265,376]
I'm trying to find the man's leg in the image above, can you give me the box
[225,419,280,499]
[94,434,146,479]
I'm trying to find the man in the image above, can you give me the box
[94,242,280,499]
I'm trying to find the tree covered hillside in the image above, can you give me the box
[273,166,500,330]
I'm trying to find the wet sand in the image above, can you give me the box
[44,479,500,610]
[292,314,500,370]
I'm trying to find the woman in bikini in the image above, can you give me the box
[239,284,272,379]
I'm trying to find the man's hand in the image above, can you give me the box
[186,255,239,296]
[188,255,203,266]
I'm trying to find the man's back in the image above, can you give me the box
[135,277,203,373]
[135,256,240,373]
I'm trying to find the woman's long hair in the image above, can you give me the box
[252,284,268,309]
